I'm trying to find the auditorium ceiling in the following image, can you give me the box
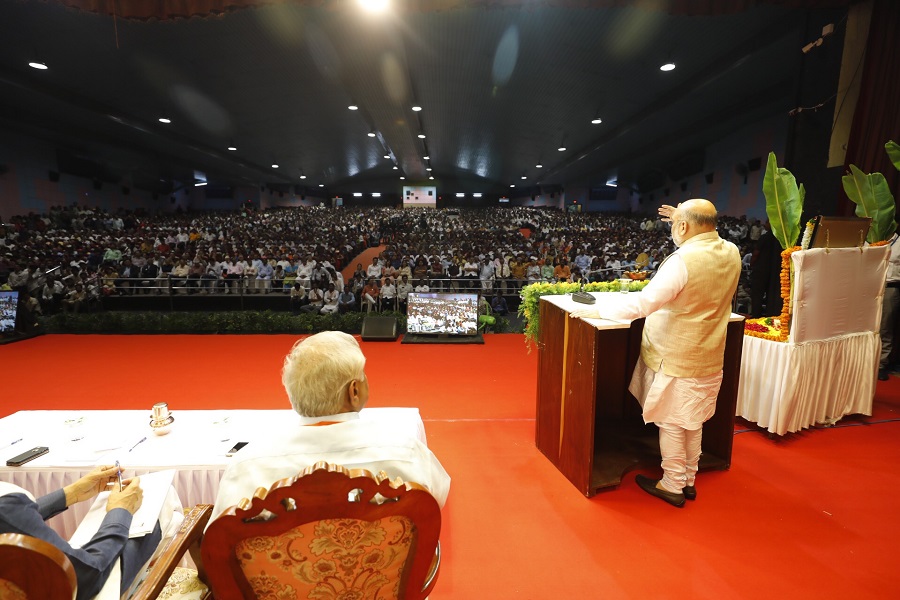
[0,0,851,199]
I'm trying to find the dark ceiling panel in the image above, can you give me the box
[0,0,842,196]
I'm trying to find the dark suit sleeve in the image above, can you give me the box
[0,491,132,600]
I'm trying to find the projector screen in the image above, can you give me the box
[406,292,479,336]
[0,291,19,334]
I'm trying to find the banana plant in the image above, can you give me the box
[842,163,896,243]
[762,152,804,250]
[887,140,900,172]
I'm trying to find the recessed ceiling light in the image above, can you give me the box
[272,164,279,168]
[510,184,515,187]
[535,163,543,168]
[557,146,566,152]
[412,105,422,112]
[417,134,426,139]
[393,166,398,170]
[29,61,48,70]
[372,192,381,197]
[353,192,362,197]
[227,146,237,151]
[660,62,676,72]
[423,156,430,160]
[300,174,307,179]
[367,131,376,138]
[158,117,172,124]
[400,176,405,180]
[426,167,432,172]
[591,117,602,124]
[473,193,482,198]
[521,176,526,180]
[348,105,359,110]
[383,154,390,159]
[318,183,324,187]
[194,181,208,187]
[429,176,434,180]
[456,193,465,197]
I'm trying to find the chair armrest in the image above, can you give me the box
[127,504,212,600]
[421,541,441,598]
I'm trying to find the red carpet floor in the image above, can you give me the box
[2,334,899,599]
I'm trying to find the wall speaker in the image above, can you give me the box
[361,316,399,341]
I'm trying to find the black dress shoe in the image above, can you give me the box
[635,474,685,507]
[878,369,889,381]
[683,485,696,501]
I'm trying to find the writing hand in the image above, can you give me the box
[63,464,120,506]
[107,477,143,515]
[658,204,676,222]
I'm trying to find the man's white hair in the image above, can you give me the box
[281,331,366,417]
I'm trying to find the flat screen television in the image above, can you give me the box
[0,291,19,334]
[406,292,479,336]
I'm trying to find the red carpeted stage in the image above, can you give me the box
[2,334,899,598]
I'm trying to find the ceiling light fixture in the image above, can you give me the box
[348,105,359,110]
[660,62,676,72]
[271,163,279,168]
[510,184,515,187]
[535,163,543,168]
[227,145,237,151]
[318,184,324,188]
[423,156,430,160]
[521,175,527,180]
[353,192,363,197]
[429,176,434,180]
[473,193,483,198]
[29,60,48,70]
[158,116,172,124]
[393,166,398,170]
[417,134,426,139]
[357,0,389,13]
[426,167,432,172]
[557,146,566,152]
[400,176,406,180]
[412,105,422,112]
[456,193,465,197]
[194,181,208,187]
[300,173,307,179]
[383,154,390,159]
[372,192,381,197]
[367,131,376,138]
[591,116,603,124]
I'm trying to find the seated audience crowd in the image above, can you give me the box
[0,203,759,318]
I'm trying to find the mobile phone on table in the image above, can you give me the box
[226,442,248,457]
[6,446,49,467]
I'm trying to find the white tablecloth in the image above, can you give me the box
[736,332,878,434]
[0,408,426,538]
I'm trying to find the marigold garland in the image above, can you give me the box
[744,246,799,342]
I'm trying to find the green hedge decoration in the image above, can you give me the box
[518,280,650,347]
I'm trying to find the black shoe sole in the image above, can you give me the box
[635,474,685,507]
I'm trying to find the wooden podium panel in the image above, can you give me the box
[535,297,744,497]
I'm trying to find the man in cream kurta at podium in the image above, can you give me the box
[571,199,741,508]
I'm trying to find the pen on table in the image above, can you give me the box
[128,437,147,452]
[115,459,124,491]
[0,438,23,451]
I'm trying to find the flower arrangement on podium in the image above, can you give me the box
[519,279,650,346]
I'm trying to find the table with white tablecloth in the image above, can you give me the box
[0,408,426,538]
[736,246,889,435]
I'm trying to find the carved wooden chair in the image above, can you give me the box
[198,462,442,600]
[0,503,211,600]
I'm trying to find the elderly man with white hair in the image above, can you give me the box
[210,331,450,522]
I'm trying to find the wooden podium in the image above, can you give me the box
[535,294,745,497]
